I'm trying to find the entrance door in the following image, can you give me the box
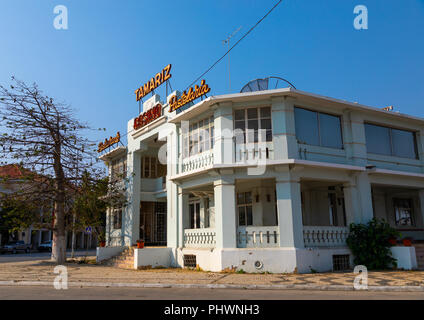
[140,201,167,246]
[189,201,201,229]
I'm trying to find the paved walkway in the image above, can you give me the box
[0,258,424,291]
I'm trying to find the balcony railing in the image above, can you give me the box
[235,142,274,163]
[303,226,349,247]
[237,226,279,248]
[181,150,214,173]
[184,228,216,248]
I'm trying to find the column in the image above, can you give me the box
[214,103,234,165]
[126,149,142,246]
[345,111,368,166]
[418,190,424,227]
[356,172,374,222]
[343,172,374,224]
[343,183,361,224]
[271,97,298,160]
[214,177,236,248]
[275,170,304,248]
[166,124,179,248]
[177,189,189,248]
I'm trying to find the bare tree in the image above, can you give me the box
[0,77,101,264]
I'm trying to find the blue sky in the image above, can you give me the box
[0,0,423,145]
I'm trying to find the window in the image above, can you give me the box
[111,157,127,180]
[237,192,253,226]
[294,107,343,149]
[142,156,166,178]
[189,201,201,229]
[394,198,413,226]
[182,116,214,158]
[365,123,418,159]
[234,107,272,143]
[113,209,122,229]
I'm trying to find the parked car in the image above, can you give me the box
[0,246,7,254]
[38,240,52,252]
[3,240,31,254]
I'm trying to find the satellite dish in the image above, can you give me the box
[240,76,296,93]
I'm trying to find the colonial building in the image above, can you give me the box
[99,85,423,273]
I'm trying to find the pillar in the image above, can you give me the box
[126,148,142,246]
[271,97,298,160]
[214,177,236,248]
[275,169,304,248]
[214,103,234,165]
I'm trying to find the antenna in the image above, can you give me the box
[222,26,242,92]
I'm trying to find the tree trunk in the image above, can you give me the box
[51,143,67,264]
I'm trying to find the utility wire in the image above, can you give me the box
[114,0,283,142]
[184,0,283,91]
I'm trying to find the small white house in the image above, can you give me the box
[98,86,423,273]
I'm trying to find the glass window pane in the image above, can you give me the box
[245,192,252,204]
[238,207,246,226]
[247,108,257,119]
[294,107,319,146]
[364,124,391,156]
[237,193,245,205]
[319,113,343,149]
[260,107,271,118]
[189,204,195,229]
[260,119,272,130]
[391,129,417,159]
[234,110,245,121]
[246,206,253,226]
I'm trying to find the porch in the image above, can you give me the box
[181,178,350,250]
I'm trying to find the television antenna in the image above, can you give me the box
[222,26,242,92]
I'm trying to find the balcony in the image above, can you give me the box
[303,226,349,247]
[184,228,216,248]
[237,226,279,248]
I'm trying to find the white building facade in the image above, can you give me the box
[99,87,424,273]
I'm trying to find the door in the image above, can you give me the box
[189,201,201,229]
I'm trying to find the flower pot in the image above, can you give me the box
[137,240,144,249]
[99,241,106,247]
[388,238,397,246]
[402,239,412,247]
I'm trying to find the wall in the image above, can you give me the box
[96,246,125,263]
[134,247,172,269]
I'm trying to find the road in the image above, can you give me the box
[1,286,423,300]
[0,250,96,263]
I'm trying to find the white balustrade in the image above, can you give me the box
[184,228,216,248]
[303,226,349,247]
[237,226,279,248]
[235,142,274,163]
[181,150,214,173]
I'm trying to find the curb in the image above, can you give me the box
[0,280,424,292]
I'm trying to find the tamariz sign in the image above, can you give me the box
[134,64,172,101]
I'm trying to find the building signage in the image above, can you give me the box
[168,80,211,113]
[135,64,172,101]
[133,103,162,130]
[98,132,120,152]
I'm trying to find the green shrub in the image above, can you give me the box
[346,218,400,270]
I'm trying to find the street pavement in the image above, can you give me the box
[0,250,97,263]
[1,285,424,300]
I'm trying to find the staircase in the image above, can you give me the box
[413,244,424,270]
[104,246,135,269]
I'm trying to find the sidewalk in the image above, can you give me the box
[0,259,424,292]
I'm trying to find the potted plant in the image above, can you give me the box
[402,237,412,247]
[137,239,144,249]
[98,232,106,247]
[388,237,397,246]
